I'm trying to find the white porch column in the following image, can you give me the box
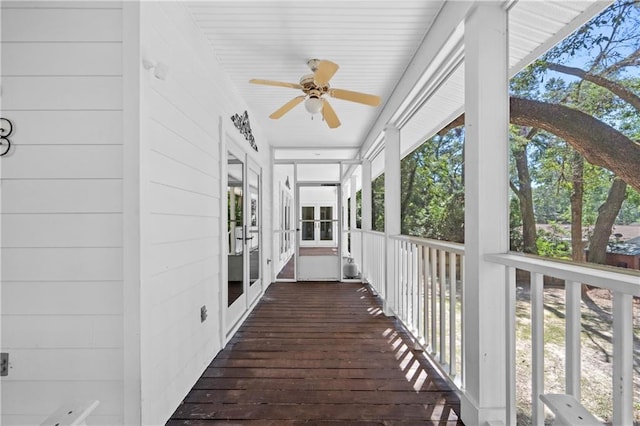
[462,3,509,425]
[362,159,372,231]
[384,125,401,316]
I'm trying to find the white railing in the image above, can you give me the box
[357,231,465,385]
[356,230,639,425]
[390,235,465,385]
[359,230,386,297]
[487,253,640,426]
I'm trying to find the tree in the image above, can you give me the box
[587,177,628,264]
[510,127,538,254]
[400,130,464,243]
[371,174,385,232]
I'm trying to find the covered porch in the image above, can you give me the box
[1,1,638,425]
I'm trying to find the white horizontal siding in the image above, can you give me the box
[2,42,122,76]
[2,282,122,316]
[2,180,122,213]
[2,248,122,281]
[4,349,122,380]
[2,214,122,247]
[2,381,122,424]
[138,2,272,424]
[2,145,122,179]
[2,76,122,110]
[1,8,122,42]
[2,316,122,349]
[5,110,122,145]
[1,3,124,424]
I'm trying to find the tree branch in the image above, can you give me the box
[436,99,640,192]
[511,97,640,192]
[546,62,640,111]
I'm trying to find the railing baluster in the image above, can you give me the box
[565,280,581,399]
[401,243,405,322]
[394,241,398,315]
[414,244,420,337]
[531,272,544,426]
[404,241,409,323]
[460,254,465,385]
[430,247,438,354]
[423,245,430,347]
[439,249,447,365]
[506,266,517,426]
[449,251,457,377]
[612,291,633,426]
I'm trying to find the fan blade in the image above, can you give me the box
[322,99,341,129]
[329,88,381,106]
[269,96,306,119]
[250,79,303,90]
[314,60,339,86]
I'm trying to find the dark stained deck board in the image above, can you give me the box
[168,282,462,425]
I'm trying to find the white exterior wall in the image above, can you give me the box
[1,2,125,424]
[138,3,271,424]
[1,2,272,425]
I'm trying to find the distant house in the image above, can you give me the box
[603,241,640,270]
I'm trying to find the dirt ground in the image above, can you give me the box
[514,284,640,425]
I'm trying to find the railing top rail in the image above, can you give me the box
[486,252,640,297]
[358,229,385,238]
[391,234,465,255]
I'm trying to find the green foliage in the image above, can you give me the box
[510,196,525,251]
[372,174,385,232]
[508,0,640,260]
[400,129,464,243]
[536,223,571,259]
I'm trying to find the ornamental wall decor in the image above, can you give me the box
[0,118,14,157]
[230,110,258,152]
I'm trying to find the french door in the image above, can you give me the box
[226,146,262,332]
[300,204,336,246]
[297,184,341,281]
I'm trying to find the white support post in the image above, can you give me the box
[461,3,509,425]
[384,125,401,317]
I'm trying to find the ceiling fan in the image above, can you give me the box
[249,59,382,129]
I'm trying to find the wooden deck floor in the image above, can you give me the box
[168,282,463,425]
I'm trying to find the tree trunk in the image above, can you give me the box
[570,151,585,262]
[513,142,538,254]
[587,177,628,264]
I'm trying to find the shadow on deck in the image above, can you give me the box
[168,282,463,425]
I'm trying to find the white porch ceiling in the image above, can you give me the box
[186,1,611,161]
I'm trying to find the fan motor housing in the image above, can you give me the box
[300,73,329,95]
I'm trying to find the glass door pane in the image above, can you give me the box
[248,168,260,287]
[301,206,315,241]
[319,206,334,241]
[274,164,296,281]
[227,151,244,306]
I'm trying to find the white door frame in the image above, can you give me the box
[296,183,342,281]
[299,202,338,247]
[221,130,264,343]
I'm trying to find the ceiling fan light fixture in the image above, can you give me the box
[304,96,323,114]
